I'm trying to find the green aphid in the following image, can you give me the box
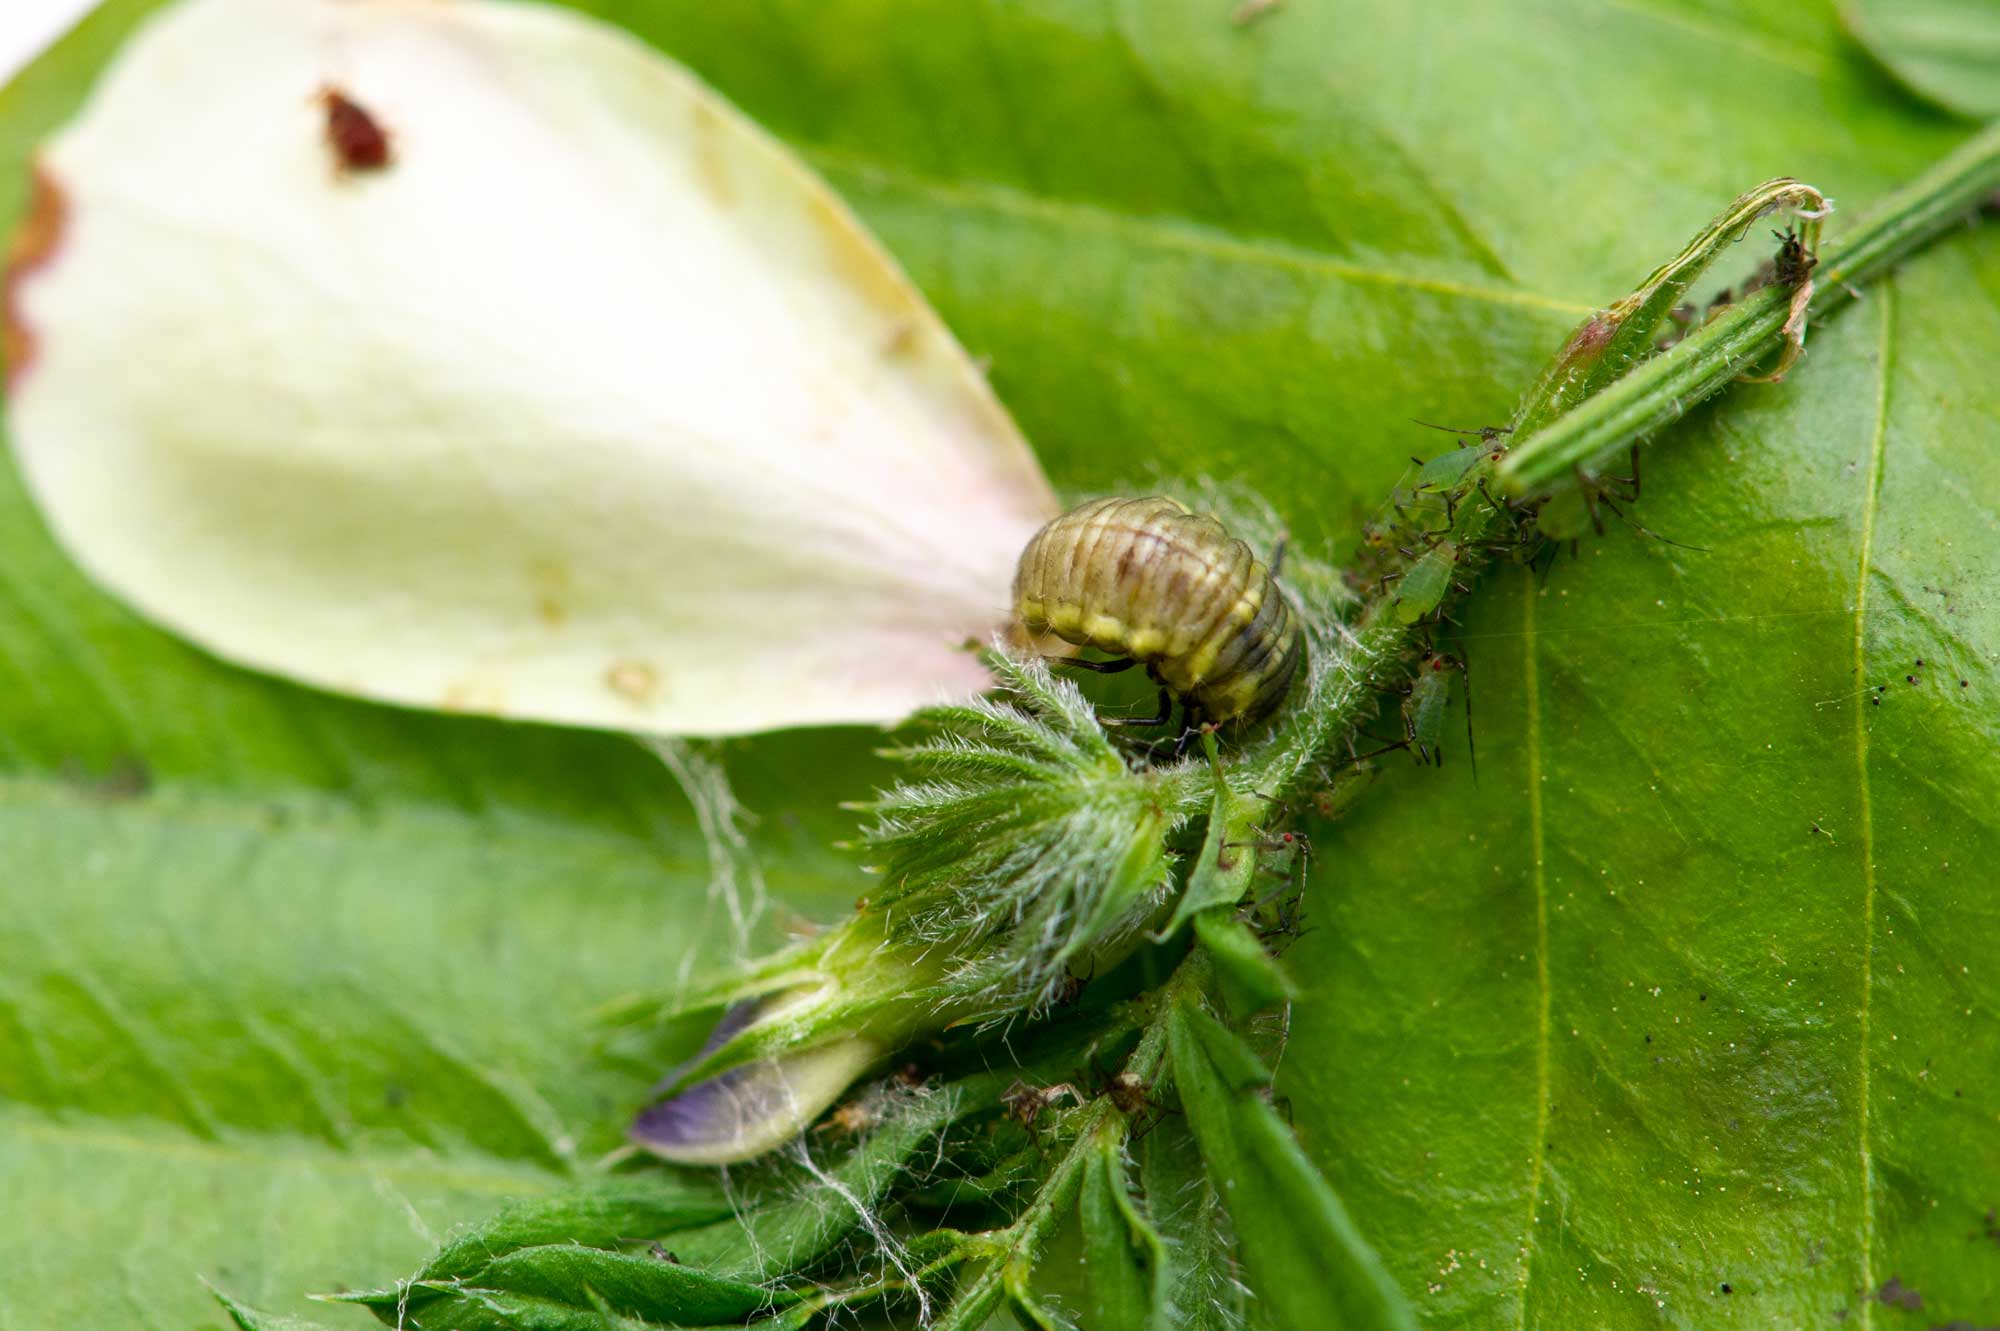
[1310,763,1375,821]
[1414,443,1490,491]
[1393,539,1458,624]
[1402,652,1468,768]
[1411,421,1510,493]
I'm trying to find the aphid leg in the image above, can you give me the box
[1054,655,1139,674]
[1269,533,1290,579]
[1573,467,1608,536]
[1461,647,1479,786]
[1598,496,1711,552]
[1340,738,1410,766]
[1530,540,1561,588]
[1401,705,1435,767]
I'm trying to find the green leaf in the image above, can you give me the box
[1169,1000,1418,1331]
[1845,0,2000,117]
[6,1,2000,1328]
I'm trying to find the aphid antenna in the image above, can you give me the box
[1411,418,1514,442]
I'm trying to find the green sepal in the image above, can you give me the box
[333,1177,734,1304]
[1193,910,1296,1016]
[1168,998,1417,1331]
[1079,1122,1171,1331]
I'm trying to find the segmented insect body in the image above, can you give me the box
[1402,652,1465,766]
[1013,496,1305,728]
[1394,539,1459,624]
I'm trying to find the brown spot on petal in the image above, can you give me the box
[880,317,920,360]
[5,163,68,388]
[811,190,922,323]
[321,86,392,173]
[606,658,661,704]
[528,558,571,628]
[441,678,507,713]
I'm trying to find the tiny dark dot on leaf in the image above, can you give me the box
[1720,1283,1733,1294]
[1699,993,1708,1002]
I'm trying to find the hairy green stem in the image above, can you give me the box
[1498,118,2000,494]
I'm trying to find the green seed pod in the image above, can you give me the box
[1013,496,1305,727]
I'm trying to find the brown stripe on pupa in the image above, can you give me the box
[4,163,68,390]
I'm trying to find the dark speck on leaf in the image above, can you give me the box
[384,1083,406,1109]
[61,755,152,801]
[1871,1276,1923,1311]
[1719,1282,1732,1294]
[1699,993,1708,1002]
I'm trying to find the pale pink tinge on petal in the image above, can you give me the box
[5,0,1057,735]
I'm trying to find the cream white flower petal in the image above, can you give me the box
[7,0,1055,734]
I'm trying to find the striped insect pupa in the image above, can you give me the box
[1013,496,1305,728]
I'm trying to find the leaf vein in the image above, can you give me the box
[1851,277,1894,1327]
[1515,571,1551,1327]
[807,150,1592,317]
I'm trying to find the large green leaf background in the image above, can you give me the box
[4,1,1996,1327]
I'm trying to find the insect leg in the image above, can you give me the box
[1461,647,1478,786]
[1599,497,1710,552]
[1103,687,1173,728]
[1053,655,1139,674]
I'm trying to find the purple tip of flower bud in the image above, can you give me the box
[630,998,883,1166]
[649,996,763,1098]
